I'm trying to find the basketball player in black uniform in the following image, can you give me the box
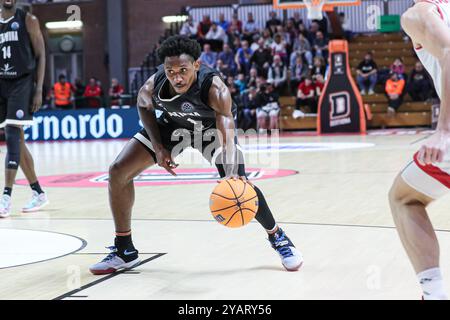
[90,36,303,274]
[0,0,48,218]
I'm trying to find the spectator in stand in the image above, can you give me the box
[290,56,309,95]
[180,15,198,39]
[217,13,230,32]
[246,67,259,89]
[267,54,287,95]
[298,23,309,39]
[73,78,85,109]
[311,56,327,79]
[215,59,231,80]
[205,22,227,51]
[312,31,329,59]
[200,43,217,68]
[290,33,313,67]
[339,12,353,41]
[227,24,242,50]
[234,73,247,94]
[243,12,260,43]
[235,40,253,76]
[390,57,406,80]
[313,17,328,37]
[197,15,212,40]
[307,21,320,44]
[292,11,303,29]
[271,33,288,64]
[356,52,378,95]
[218,43,237,76]
[314,74,326,97]
[407,61,433,101]
[240,86,258,130]
[250,38,272,77]
[295,76,316,116]
[226,75,240,101]
[385,71,406,115]
[84,77,102,108]
[285,18,298,46]
[229,13,243,34]
[256,83,280,132]
[52,74,73,110]
[109,78,124,107]
[262,28,275,48]
[266,11,282,35]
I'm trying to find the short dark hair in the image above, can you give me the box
[59,74,66,80]
[157,35,201,62]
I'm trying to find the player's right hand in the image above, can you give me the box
[155,148,178,176]
[417,130,450,165]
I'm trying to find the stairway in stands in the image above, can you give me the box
[280,33,433,131]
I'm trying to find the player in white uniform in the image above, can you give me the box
[390,0,450,300]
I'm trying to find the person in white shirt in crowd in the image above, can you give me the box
[179,15,198,39]
[205,22,228,44]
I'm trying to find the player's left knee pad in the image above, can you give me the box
[5,125,22,170]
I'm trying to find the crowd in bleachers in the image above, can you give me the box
[174,11,342,131]
[356,52,437,115]
[42,76,128,111]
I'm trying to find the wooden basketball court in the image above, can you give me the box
[1,130,449,300]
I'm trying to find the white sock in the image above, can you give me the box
[417,268,448,300]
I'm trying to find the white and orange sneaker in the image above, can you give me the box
[22,191,49,213]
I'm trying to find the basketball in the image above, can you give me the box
[210,179,259,228]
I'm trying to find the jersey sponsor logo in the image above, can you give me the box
[15,168,298,188]
[11,22,20,31]
[16,109,24,119]
[167,111,201,118]
[181,102,194,113]
[0,31,19,44]
[0,63,16,76]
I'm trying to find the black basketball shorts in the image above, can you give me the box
[133,121,246,178]
[0,74,35,128]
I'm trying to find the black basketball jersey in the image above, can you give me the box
[151,64,237,132]
[0,8,36,79]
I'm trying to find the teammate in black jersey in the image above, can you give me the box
[0,0,48,218]
[90,36,303,275]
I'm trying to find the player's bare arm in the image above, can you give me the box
[402,1,450,164]
[137,75,177,175]
[26,13,45,113]
[208,76,239,179]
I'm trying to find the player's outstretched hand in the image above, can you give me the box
[155,148,178,176]
[418,130,450,165]
[31,91,42,113]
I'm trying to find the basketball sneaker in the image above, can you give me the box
[89,246,140,275]
[22,191,49,213]
[269,228,303,271]
[0,195,11,218]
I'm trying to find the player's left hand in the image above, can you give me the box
[417,130,450,165]
[31,92,42,113]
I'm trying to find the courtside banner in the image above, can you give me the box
[317,40,366,134]
[24,108,141,141]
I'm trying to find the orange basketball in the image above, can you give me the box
[209,179,259,228]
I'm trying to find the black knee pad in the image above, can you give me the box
[5,126,22,170]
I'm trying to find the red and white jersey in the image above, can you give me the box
[413,0,450,99]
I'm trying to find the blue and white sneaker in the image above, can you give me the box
[269,228,303,271]
[89,246,140,275]
[22,191,49,213]
[0,195,11,218]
